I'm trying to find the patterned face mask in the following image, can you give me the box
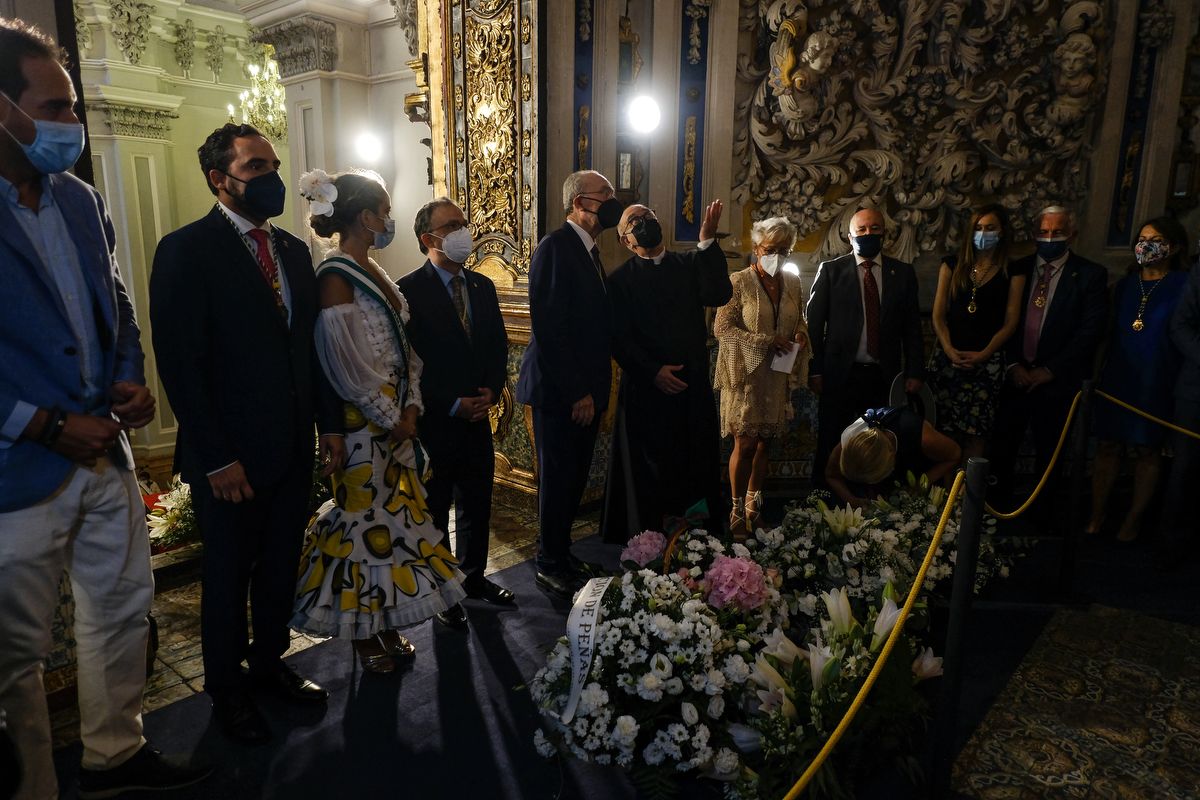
[1134,240,1169,266]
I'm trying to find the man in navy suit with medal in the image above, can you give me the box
[398,197,514,628]
[150,124,344,744]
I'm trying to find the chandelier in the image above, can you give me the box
[228,45,287,141]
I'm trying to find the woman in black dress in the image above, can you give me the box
[928,204,1028,460]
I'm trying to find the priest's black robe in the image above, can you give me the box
[600,243,733,543]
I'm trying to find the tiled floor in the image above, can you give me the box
[49,501,595,748]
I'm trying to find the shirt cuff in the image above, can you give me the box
[697,238,714,250]
[0,401,38,449]
[206,461,238,477]
[449,398,461,417]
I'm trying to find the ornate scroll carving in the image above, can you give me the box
[74,0,93,55]
[173,19,196,77]
[733,1,1111,262]
[254,17,338,79]
[90,101,178,140]
[204,26,227,81]
[577,0,592,42]
[390,0,420,58]
[685,0,712,65]
[110,0,154,66]
[577,104,591,170]
[683,116,697,223]
[464,14,519,239]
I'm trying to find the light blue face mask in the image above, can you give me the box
[973,231,1001,251]
[366,214,396,250]
[0,93,85,175]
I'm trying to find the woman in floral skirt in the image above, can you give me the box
[928,204,1027,460]
[291,169,465,673]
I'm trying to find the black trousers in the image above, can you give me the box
[990,380,1076,526]
[1161,395,1200,549]
[813,364,889,490]
[532,406,600,574]
[421,416,495,583]
[192,454,312,695]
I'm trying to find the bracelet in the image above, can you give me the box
[38,407,67,446]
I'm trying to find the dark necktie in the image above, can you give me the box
[861,260,881,360]
[246,228,286,317]
[450,273,471,340]
[591,245,606,292]
[1023,265,1053,363]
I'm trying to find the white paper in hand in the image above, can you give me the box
[770,343,799,374]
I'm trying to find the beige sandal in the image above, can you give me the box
[745,490,763,532]
[729,497,748,543]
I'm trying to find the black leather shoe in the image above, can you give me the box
[78,743,212,799]
[465,576,516,605]
[211,692,271,745]
[568,554,609,579]
[435,603,470,630]
[535,570,581,598]
[252,664,329,704]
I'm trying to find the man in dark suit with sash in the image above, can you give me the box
[807,206,925,490]
[150,124,344,743]
[398,198,513,628]
[516,170,623,597]
[991,205,1107,531]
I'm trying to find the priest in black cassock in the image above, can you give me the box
[601,200,732,543]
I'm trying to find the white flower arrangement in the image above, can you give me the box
[531,483,1014,799]
[145,476,198,549]
[298,169,338,217]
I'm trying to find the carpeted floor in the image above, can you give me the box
[53,537,646,800]
[951,605,1200,799]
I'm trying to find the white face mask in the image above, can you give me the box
[435,226,474,263]
[758,253,780,276]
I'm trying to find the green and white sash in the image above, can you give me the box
[316,255,412,379]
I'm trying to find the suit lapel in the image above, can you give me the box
[423,261,472,347]
[206,207,289,331]
[0,184,73,326]
[53,175,115,336]
[840,254,864,333]
[1042,257,1077,342]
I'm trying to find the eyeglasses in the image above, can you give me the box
[431,220,475,236]
[622,212,657,235]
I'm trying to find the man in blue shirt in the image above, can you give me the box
[0,17,209,799]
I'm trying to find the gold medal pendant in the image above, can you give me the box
[967,300,977,314]
[1034,295,1046,308]
[1132,318,1144,332]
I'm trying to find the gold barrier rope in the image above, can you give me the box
[781,471,966,800]
[780,392,1200,797]
[983,389,1200,520]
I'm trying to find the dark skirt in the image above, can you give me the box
[928,348,1005,438]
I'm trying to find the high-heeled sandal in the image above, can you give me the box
[353,636,395,674]
[729,497,748,543]
[377,630,416,659]
[745,490,763,532]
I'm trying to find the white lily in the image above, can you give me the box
[912,647,944,681]
[761,628,806,668]
[755,686,797,720]
[807,641,834,690]
[821,503,866,535]
[870,598,901,652]
[748,653,788,693]
[821,587,855,635]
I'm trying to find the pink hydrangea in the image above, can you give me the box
[703,555,769,612]
[620,530,667,567]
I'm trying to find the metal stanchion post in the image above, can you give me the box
[1059,380,1092,598]
[931,458,989,799]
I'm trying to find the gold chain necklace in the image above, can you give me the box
[967,262,994,314]
[1132,273,1162,331]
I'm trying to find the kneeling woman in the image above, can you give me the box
[825,407,961,508]
[291,169,466,673]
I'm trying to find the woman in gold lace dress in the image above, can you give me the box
[714,217,810,537]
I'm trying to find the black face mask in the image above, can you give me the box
[581,195,625,229]
[629,217,663,249]
[222,169,286,219]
